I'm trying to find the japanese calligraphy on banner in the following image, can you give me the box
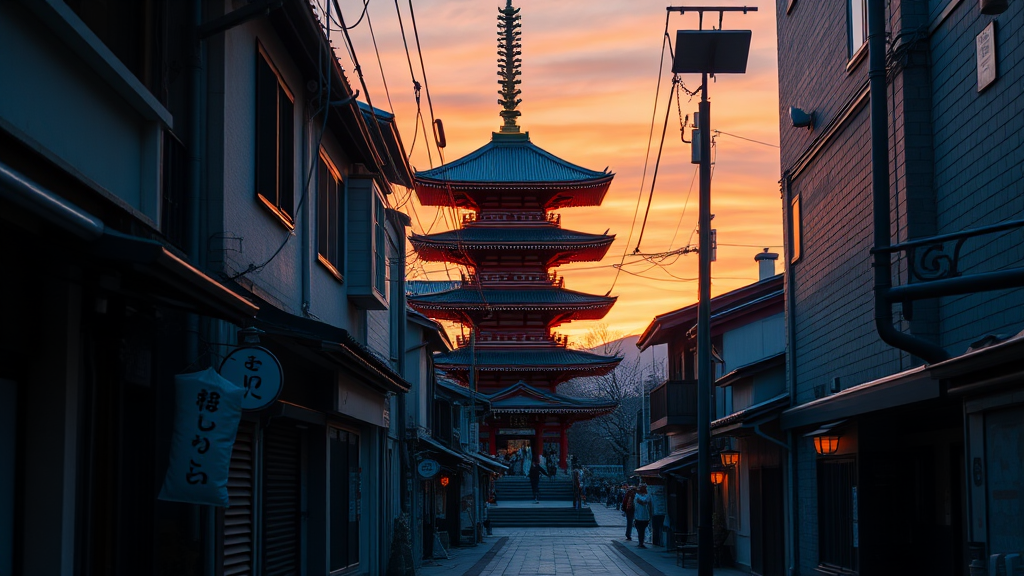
[158,368,244,506]
[219,346,283,411]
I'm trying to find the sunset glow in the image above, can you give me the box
[333,0,782,338]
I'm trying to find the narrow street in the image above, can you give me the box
[419,502,748,576]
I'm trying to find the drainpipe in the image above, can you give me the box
[868,0,949,364]
[782,172,799,576]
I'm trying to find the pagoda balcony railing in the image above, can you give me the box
[463,272,564,287]
[456,333,567,347]
[649,380,698,435]
[462,212,560,227]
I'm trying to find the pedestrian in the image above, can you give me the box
[529,456,547,503]
[622,484,637,540]
[571,464,583,509]
[615,484,623,511]
[632,484,653,548]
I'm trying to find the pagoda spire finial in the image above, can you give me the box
[496,0,523,133]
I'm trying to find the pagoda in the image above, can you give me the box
[408,0,622,471]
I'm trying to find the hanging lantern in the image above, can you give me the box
[719,449,740,467]
[710,470,726,485]
[440,474,450,487]
[813,435,841,456]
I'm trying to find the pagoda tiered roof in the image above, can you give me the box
[409,226,614,265]
[414,134,613,210]
[434,347,621,378]
[407,286,616,321]
[486,381,617,416]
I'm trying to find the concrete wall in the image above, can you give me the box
[0,1,163,226]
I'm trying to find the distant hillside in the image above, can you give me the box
[585,334,668,385]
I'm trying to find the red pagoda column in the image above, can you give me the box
[559,422,569,470]
[487,425,497,456]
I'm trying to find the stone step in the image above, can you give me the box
[488,506,598,528]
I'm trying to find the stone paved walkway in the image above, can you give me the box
[417,500,751,576]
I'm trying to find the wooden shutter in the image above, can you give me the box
[223,421,256,576]
[263,424,302,576]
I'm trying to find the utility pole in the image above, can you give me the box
[667,7,754,574]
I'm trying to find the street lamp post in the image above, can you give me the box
[668,6,754,574]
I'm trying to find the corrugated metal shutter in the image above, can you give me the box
[223,421,256,576]
[263,424,302,576]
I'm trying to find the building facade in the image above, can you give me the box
[777,1,1024,575]
[0,1,424,574]
[637,253,786,573]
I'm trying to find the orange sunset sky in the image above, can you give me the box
[330,0,783,339]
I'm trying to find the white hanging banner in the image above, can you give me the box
[219,346,283,411]
[159,368,244,507]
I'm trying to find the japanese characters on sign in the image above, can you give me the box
[159,368,244,506]
[219,346,283,411]
[977,22,996,92]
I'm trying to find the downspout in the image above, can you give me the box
[188,1,213,574]
[782,172,799,576]
[868,0,949,364]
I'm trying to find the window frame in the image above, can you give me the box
[790,194,802,264]
[328,426,361,573]
[847,0,868,66]
[317,150,344,281]
[372,193,387,299]
[255,41,296,229]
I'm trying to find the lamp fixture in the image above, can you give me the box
[812,435,841,456]
[790,106,814,130]
[719,449,739,467]
[440,474,450,487]
[710,470,727,485]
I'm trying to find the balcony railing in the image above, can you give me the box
[461,212,561,226]
[463,272,563,286]
[649,380,698,435]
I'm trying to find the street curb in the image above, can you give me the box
[462,536,508,576]
[610,540,668,576]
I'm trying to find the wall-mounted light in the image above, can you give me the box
[440,475,450,487]
[710,470,727,485]
[812,435,841,456]
[719,449,740,467]
[806,421,845,456]
[790,106,814,130]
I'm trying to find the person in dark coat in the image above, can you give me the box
[529,457,547,503]
[622,484,637,540]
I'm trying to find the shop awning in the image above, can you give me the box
[92,230,259,323]
[466,451,509,474]
[780,365,936,430]
[634,448,698,476]
[416,434,471,467]
[248,294,411,394]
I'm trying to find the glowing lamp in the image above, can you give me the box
[813,435,841,456]
[719,449,739,467]
[710,470,726,485]
[440,475,450,487]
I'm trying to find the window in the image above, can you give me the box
[848,0,867,58]
[790,195,802,264]
[329,428,360,572]
[64,0,165,101]
[318,152,343,278]
[256,44,295,225]
[818,458,858,571]
[373,196,387,298]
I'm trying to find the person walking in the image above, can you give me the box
[632,484,653,548]
[622,484,637,541]
[571,464,583,510]
[529,457,547,503]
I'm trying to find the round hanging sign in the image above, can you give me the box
[417,459,441,479]
[219,346,283,411]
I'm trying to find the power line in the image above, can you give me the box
[606,12,673,297]
[712,129,779,149]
